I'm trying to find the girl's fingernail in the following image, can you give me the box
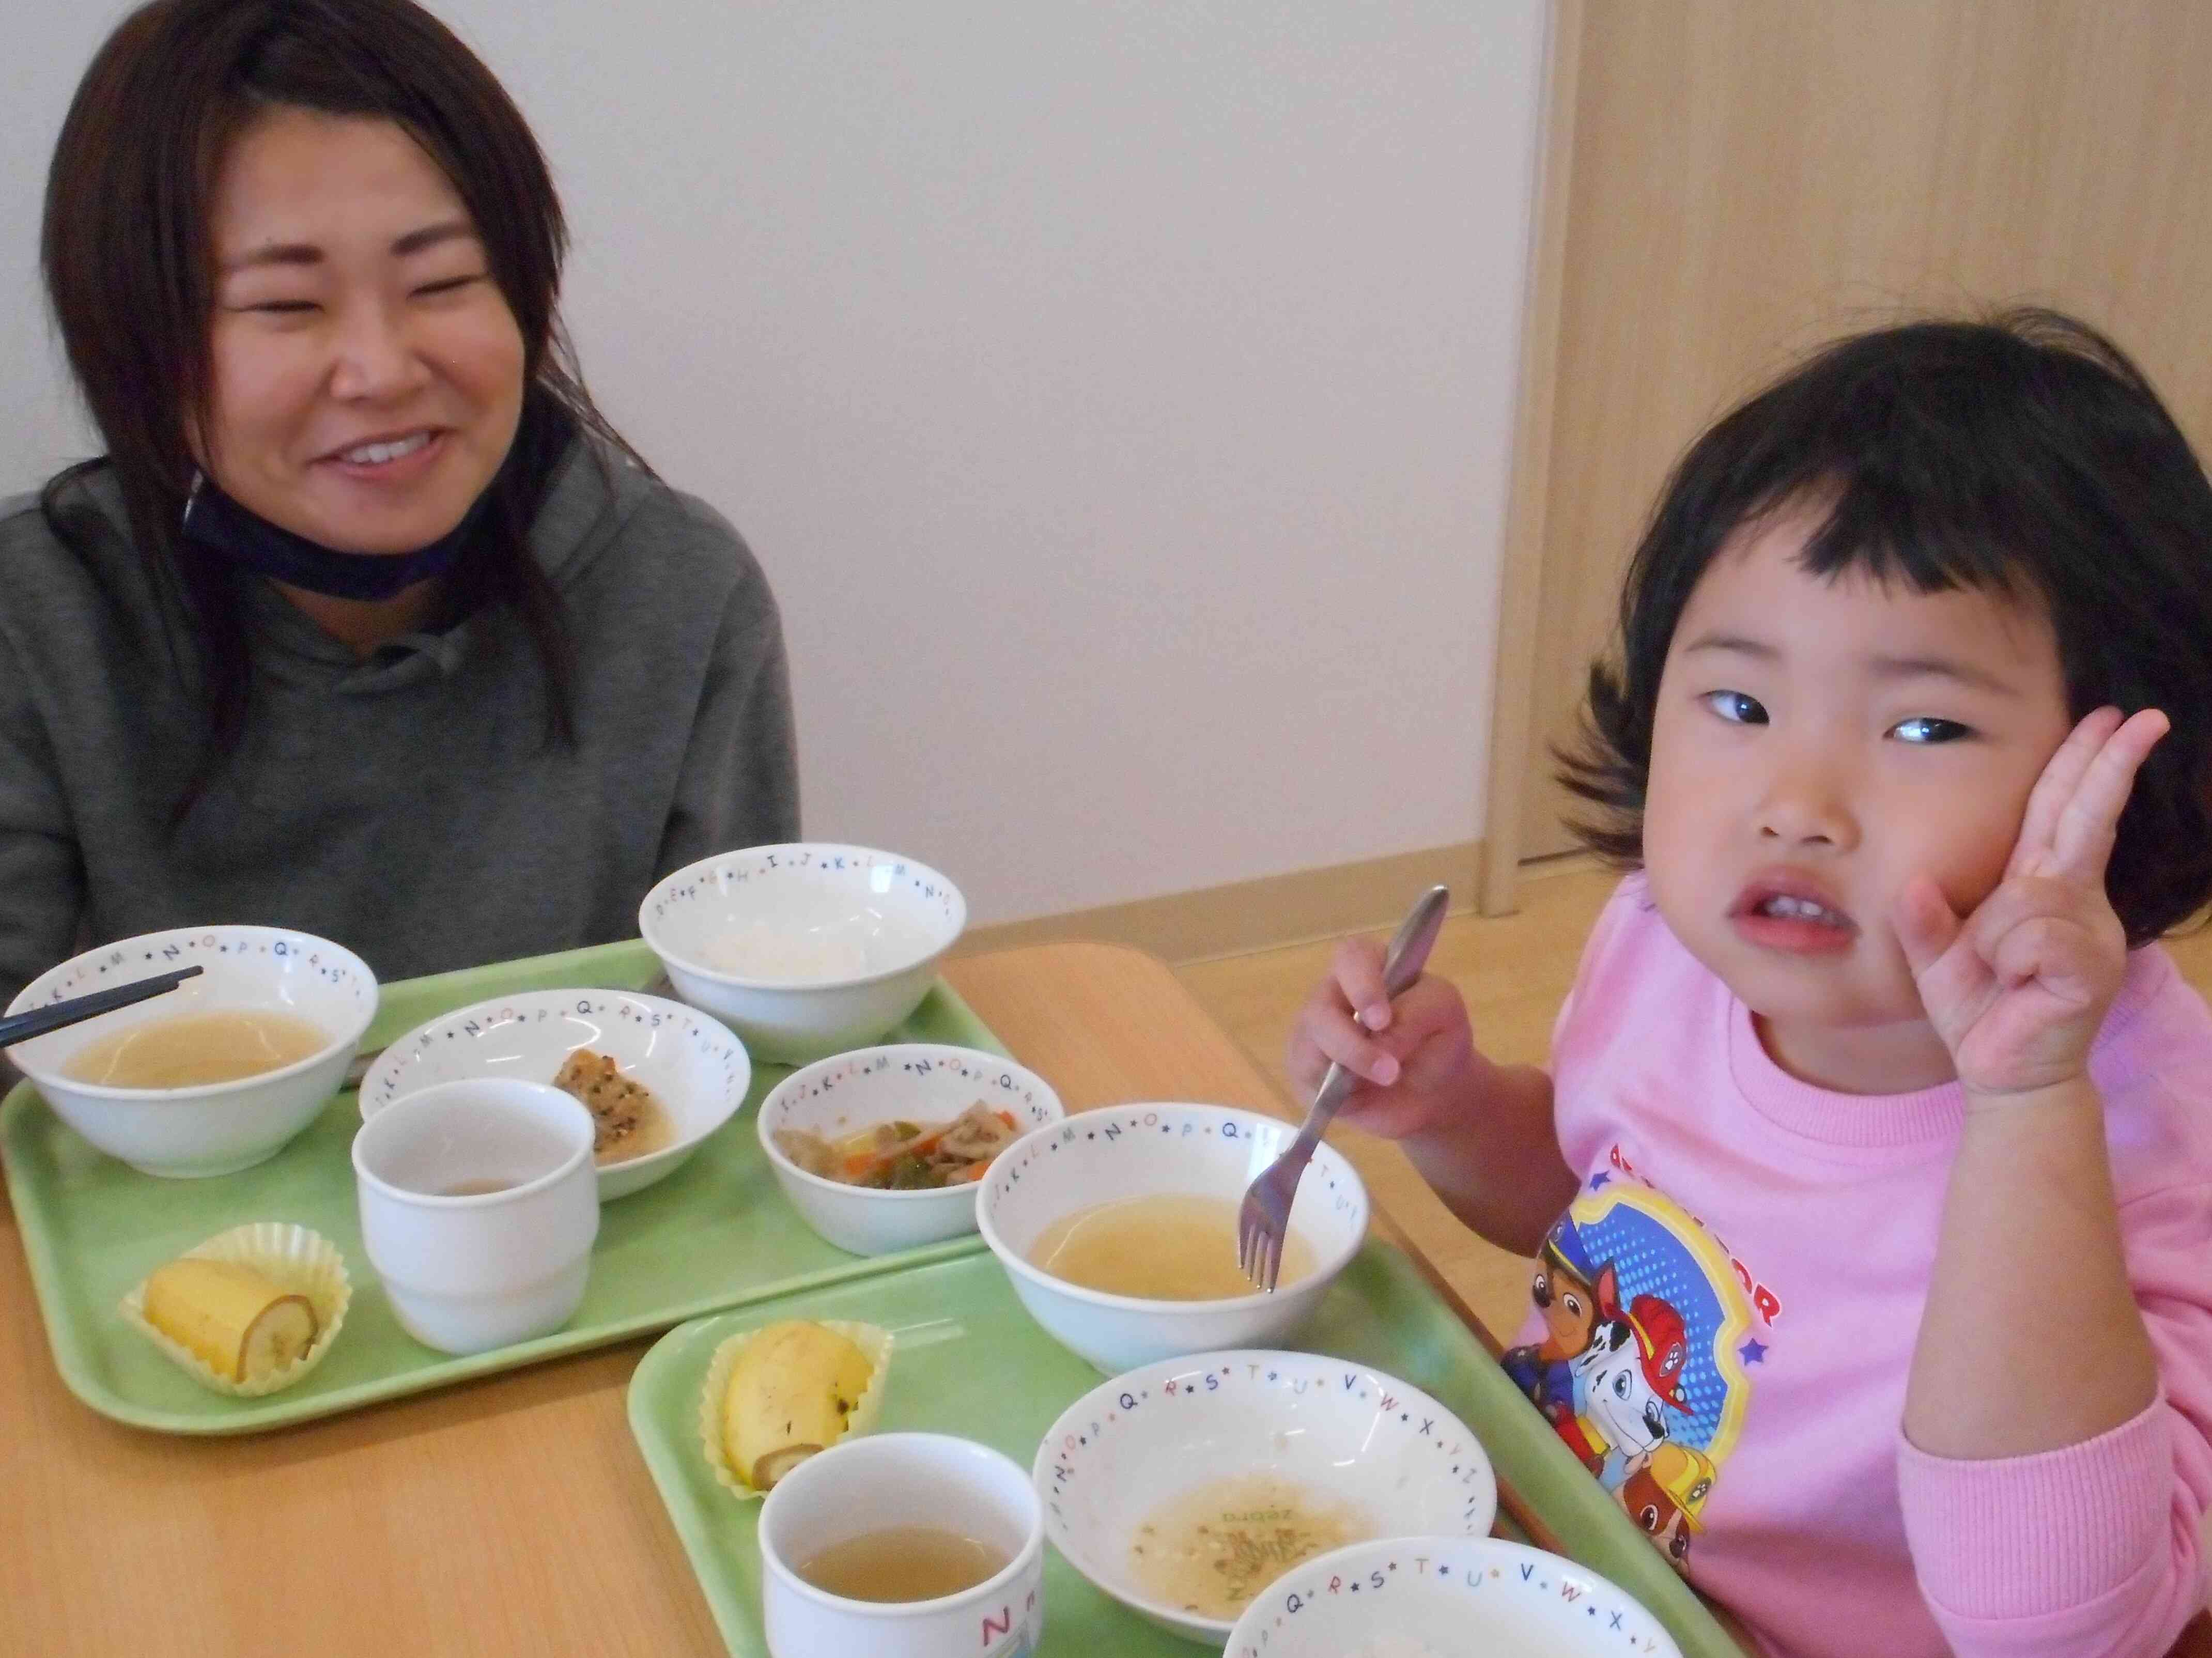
[1373,1056,1400,1086]
[1364,1003,1391,1030]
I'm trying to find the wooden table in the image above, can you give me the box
[2,943,2201,1655]
[0,944,1395,1654]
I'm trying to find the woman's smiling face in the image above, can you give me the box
[200,105,525,554]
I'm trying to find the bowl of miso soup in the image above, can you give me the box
[5,925,376,1178]
[975,1103,1369,1374]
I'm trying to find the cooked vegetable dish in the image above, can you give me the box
[774,1101,1021,1189]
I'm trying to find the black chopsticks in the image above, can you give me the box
[0,965,205,1050]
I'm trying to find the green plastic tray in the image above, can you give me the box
[0,938,1007,1435]
[627,1241,1741,1658]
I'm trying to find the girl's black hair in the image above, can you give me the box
[40,0,651,815]
[1558,308,2212,945]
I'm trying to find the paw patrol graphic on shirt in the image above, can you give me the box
[1502,1164,1761,1571]
[1499,1221,1608,1437]
[1617,1440,1715,1567]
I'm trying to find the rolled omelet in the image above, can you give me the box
[141,1257,318,1384]
[721,1320,877,1491]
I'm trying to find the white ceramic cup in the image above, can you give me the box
[351,1078,600,1356]
[759,1433,1045,1658]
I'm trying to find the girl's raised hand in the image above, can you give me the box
[1892,706,2169,1101]
[1285,934,1479,1140]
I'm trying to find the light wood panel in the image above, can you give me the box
[956,838,1482,964]
[1480,0,1584,915]
[1499,0,2212,872]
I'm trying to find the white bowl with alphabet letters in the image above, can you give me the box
[639,844,965,1064]
[1224,1536,1681,1658]
[1034,1350,1495,1647]
[757,1044,1064,1255]
[976,1103,1369,1374]
[6,925,376,1178]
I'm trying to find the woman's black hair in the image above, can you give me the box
[1558,308,2212,945]
[39,0,649,812]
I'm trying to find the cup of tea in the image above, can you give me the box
[351,1077,599,1355]
[758,1433,1044,1658]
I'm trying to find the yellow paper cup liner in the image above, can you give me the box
[697,1319,893,1502]
[119,1221,352,1398]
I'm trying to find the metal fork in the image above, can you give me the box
[1237,883,1452,1292]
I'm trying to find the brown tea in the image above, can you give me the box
[796,1525,1008,1603]
[437,1178,517,1197]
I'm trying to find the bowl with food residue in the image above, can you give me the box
[1224,1536,1681,1658]
[5,925,377,1177]
[1035,1349,1495,1647]
[638,844,965,1065]
[976,1103,1368,1373]
[759,1044,1063,1254]
[357,988,751,1201]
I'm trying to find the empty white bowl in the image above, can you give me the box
[976,1103,1368,1374]
[757,1044,1064,1254]
[357,988,752,1201]
[638,844,965,1065]
[1035,1349,1496,1647]
[5,926,377,1178]
[1223,1536,1681,1658]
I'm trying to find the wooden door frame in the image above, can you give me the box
[1480,0,1583,917]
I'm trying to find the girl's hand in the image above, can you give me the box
[1285,934,1480,1140]
[1892,706,2168,1102]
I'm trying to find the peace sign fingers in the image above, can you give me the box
[2007,708,2117,879]
[2008,707,2168,884]
[1916,706,2168,1099]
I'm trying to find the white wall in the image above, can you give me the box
[4,2,1546,925]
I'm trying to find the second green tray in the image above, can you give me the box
[628,1241,1741,1658]
[0,937,1007,1435]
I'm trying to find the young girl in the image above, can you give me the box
[1294,312,2212,1658]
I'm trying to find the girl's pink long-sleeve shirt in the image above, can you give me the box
[1505,876,2212,1657]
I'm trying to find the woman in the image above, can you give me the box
[1,0,798,1014]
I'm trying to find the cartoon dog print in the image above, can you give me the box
[1618,1442,1715,1570]
[1570,1290,1692,1491]
[1502,1222,1614,1438]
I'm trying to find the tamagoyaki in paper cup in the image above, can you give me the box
[119,1221,351,1398]
[695,1318,893,1501]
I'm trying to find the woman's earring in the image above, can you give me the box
[181,468,205,531]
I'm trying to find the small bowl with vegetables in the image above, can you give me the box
[757,1044,1063,1255]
